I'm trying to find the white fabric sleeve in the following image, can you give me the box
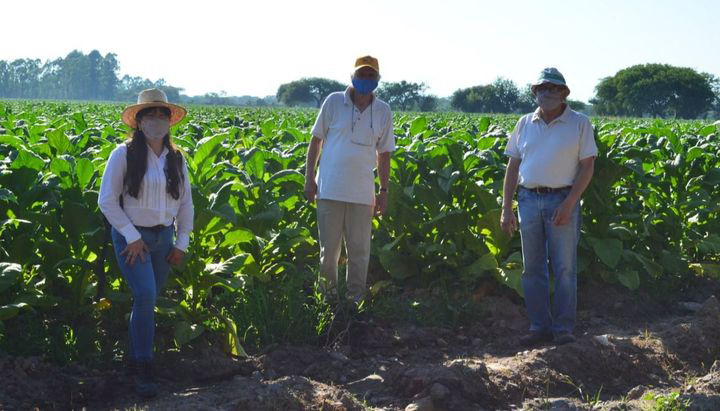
[578,116,599,160]
[376,108,396,153]
[310,95,332,140]
[98,145,141,244]
[504,117,523,158]
[174,156,194,252]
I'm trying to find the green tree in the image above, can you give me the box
[515,84,536,113]
[417,95,439,112]
[451,78,520,113]
[376,81,427,111]
[276,77,345,108]
[568,100,588,112]
[591,63,715,119]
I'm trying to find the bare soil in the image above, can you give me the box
[3,279,720,410]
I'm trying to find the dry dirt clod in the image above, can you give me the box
[405,395,434,411]
[430,382,450,401]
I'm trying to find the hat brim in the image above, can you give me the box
[531,81,570,92]
[354,64,379,74]
[121,102,187,129]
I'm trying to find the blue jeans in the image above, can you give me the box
[112,225,174,361]
[517,187,581,335]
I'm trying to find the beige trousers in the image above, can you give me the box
[316,199,374,301]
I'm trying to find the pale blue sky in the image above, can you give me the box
[3,0,719,102]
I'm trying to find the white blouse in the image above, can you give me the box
[98,144,194,251]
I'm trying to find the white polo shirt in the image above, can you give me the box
[311,87,395,206]
[505,106,597,189]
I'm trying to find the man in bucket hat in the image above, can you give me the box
[304,55,395,304]
[500,68,598,346]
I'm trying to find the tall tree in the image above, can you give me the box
[276,77,345,107]
[376,81,427,111]
[451,78,520,113]
[591,64,715,119]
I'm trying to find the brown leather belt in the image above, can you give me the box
[521,186,572,194]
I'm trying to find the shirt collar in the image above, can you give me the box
[531,104,571,124]
[344,86,377,108]
[146,143,169,159]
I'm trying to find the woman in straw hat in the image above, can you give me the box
[98,88,193,398]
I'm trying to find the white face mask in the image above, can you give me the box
[140,118,170,141]
[536,89,564,111]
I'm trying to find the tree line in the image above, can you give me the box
[278,64,720,119]
[0,50,275,107]
[1,51,719,118]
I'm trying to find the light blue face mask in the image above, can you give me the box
[352,78,379,95]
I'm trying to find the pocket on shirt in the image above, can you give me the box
[350,131,375,147]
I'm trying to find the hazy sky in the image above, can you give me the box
[3,0,718,102]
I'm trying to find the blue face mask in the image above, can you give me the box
[352,78,379,95]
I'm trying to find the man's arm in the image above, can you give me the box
[500,157,521,235]
[304,136,323,202]
[374,151,391,215]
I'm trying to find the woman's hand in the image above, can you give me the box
[120,239,149,265]
[166,247,185,266]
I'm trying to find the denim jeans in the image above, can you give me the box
[517,187,581,335]
[111,225,174,361]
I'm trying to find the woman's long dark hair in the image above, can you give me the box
[124,107,185,200]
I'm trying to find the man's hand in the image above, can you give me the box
[166,247,185,266]
[552,200,575,226]
[304,179,318,202]
[120,238,149,266]
[500,207,517,236]
[374,191,388,216]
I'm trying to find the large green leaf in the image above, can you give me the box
[243,148,266,179]
[0,188,17,204]
[47,128,71,155]
[205,253,260,277]
[586,237,623,268]
[174,321,205,346]
[75,158,95,188]
[0,263,22,293]
[219,313,248,357]
[12,147,45,170]
[459,252,497,281]
[193,133,227,170]
[625,250,663,278]
[616,269,640,290]
[409,116,428,136]
[0,302,29,321]
[477,208,511,257]
[220,229,256,247]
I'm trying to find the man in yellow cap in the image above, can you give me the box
[304,55,395,303]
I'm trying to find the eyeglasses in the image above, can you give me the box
[535,84,566,93]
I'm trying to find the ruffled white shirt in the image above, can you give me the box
[98,144,193,251]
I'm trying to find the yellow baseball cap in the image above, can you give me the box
[354,55,380,74]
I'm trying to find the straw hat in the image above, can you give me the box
[121,88,187,129]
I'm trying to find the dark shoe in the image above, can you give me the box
[553,332,576,345]
[519,331,553,347]
[134,360,158,398]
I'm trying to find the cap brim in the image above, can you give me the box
[354,64,379,73]
[121,102,187,129]
[531,81,569,93]
[532,79,567,87]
